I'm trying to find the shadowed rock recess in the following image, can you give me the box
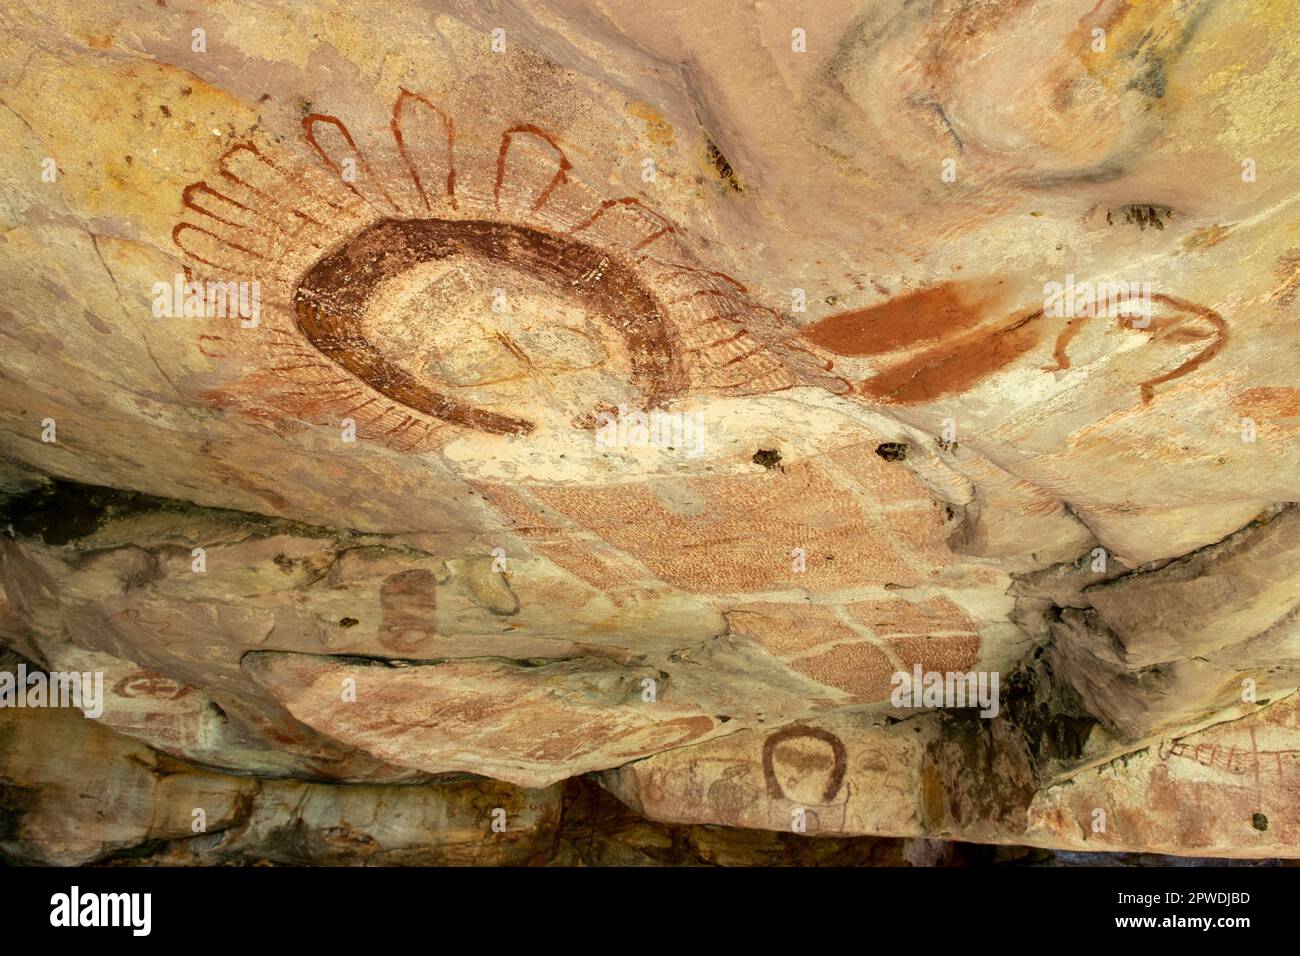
[0,0,1298,866]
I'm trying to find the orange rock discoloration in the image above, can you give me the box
[1234,387,1300,419]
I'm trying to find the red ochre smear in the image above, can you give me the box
[795,281,1036,405]
[798,282,994,356]
[858,308,1042,404]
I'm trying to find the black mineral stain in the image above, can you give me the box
[1107,204,1173,231]
[1252,812,1269,832]
[0,478,338,547]
[1127,58,1167,99]
[102,838,170,863]
[0,784,33,842]
[1,481,174,546]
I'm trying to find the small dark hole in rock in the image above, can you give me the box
[338,617,359,629]
[876,442,908,462]
[704,137,743,192]
[1252,812,1269,831]
[752,449,782,470]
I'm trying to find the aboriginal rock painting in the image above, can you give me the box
[725,600,980,704]
[113,670,194,701]
[759,726,853,832]
[1048,697,1300,844]
[762,725,848,802]
[174,89,831,453]
[799,281,1229,407]
[656,726,857,833]
[174,88,1235,436]
[1160,737,1300,782]
[1157,698,1300,790]
[1042,293,1227,404]
[631,719,921,835]
[171,89,1231,707]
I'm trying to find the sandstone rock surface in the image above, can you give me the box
[0,0,1298,863]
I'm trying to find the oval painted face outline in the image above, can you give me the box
[293,217,683,436]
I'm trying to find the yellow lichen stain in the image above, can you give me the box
[1237,0,1300,33]
[1077,0,1197,108]
[626,102,674,147]
[921,764,946,829]
[3,54,257,240]
[1180,224,1233,254]
[1199,0,1300,152]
